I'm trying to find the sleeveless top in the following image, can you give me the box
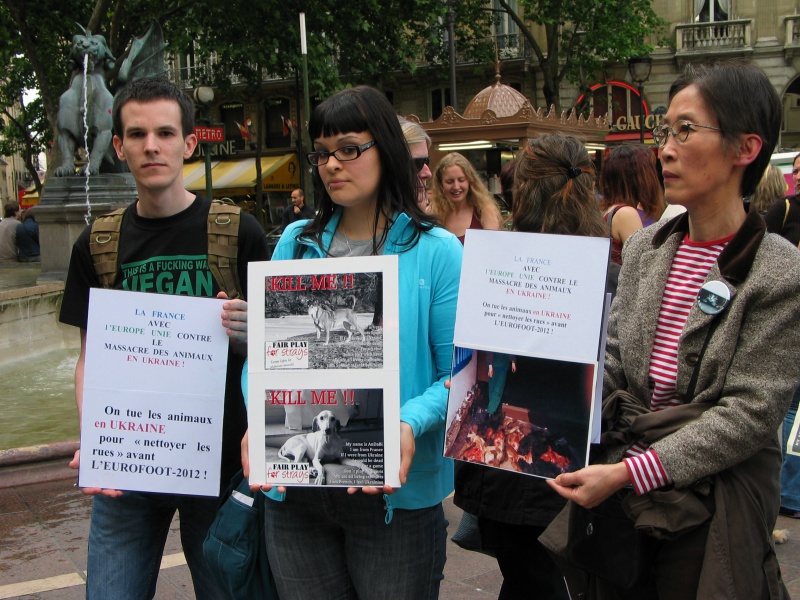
[457,210,483,245]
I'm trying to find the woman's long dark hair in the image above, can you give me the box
[599,144,664,221]
[299,86,436,252]
[513,134,606,238]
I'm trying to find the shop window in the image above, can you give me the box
[265,98,291,149]
[431,88,452,120]
[585,81,645,126]
[220,103,245,152]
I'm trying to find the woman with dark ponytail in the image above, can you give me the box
[454,133,608,600]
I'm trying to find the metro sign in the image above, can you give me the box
[194,125,225,143]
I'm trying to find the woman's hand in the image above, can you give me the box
[241,431,287,494]
[347,422,415,496]
[546,463,631,508]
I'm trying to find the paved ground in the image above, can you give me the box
[2,471,800,599]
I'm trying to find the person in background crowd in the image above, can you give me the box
[764,152,800,246]
[598,145,664,265]
[243,85,462,600]
[16,210,40,262]
[751,164,787,216]
[542,60,800,599]
[0,202,20,262]
[281,188,314,229]
[759,158,800,522]
[456,134,610,600]
[398,116,433,212]
[430,152,502,243]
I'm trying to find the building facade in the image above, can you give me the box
[167,0,800,220]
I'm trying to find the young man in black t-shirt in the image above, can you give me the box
[59,78,268,600]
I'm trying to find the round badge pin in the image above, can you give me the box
[697,280,730,315]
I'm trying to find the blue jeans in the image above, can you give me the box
[264,489,447,600]
[86,492,226,600]
[781,386,800,511]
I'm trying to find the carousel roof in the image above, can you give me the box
[463,67,527,119]
[407,58,608,145]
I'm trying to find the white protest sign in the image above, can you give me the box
[79,288,228,496]
[456,229,610,363]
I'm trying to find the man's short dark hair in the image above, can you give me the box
[4,202,19,218]
[668,61,781,198]
[112,78,195,139]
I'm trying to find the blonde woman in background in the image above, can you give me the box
[430,152,502,243]
[751,164,787,215]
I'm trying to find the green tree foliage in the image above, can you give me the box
[1,0,496,185]
[495,0,667,111]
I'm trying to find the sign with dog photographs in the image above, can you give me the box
[247,256,401,487]
[444,230,611,480]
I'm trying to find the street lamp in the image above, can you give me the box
[627,57,652,144]
[446,0,457,112]
[299,13,314,209]
[194,86,215,201]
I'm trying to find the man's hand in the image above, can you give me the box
[546,463,631,509]
[69,449,124,497]
[218,292,248,354]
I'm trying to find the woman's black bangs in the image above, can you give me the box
[309,92,369,140]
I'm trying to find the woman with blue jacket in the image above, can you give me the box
[251,86,462,600]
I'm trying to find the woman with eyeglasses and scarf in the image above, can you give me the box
[243,85,462,600]
[541,61,800,599]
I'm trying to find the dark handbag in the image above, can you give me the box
[451,512,495,557]
[202,468,280,600]
[565,492,656,589]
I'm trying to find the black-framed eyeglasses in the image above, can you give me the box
[652,120,722,148]
[306,140,377,166]
[413,156,430,172]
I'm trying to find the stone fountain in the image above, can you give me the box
[35,22,168,281]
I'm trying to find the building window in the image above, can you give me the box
[265,98,292,149]
[695,0,729,22]
[493,0,518,37]
[430,88,451,120]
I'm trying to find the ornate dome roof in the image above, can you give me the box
[463,65,528,119]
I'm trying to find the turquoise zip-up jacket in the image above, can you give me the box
[270,209,462,511]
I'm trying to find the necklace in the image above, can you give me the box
[333,228,375,257]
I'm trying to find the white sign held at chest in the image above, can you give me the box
[79,288,229,496]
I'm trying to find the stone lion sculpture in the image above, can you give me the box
[53,26,116,177]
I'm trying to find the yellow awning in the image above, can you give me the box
[185,154,299,196]
[183,159,220,192]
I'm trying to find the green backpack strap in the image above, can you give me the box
[89,208,126,289]
[208,198,242,299]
